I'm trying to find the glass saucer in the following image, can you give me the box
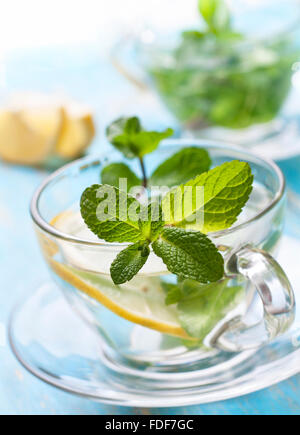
[8,231,300,407]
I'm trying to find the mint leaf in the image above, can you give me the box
[178,280,244,341]
[150,147,211,188]
[106,116,173,159]
[110,241,150,285]
[162,160,253,233]
[130,130,174,158]
[162,282,183,306]
[101,163,141,191]
[199,0,231,35]
[152,227,224,283]
[80,184,142,243]
[106,117,140,159]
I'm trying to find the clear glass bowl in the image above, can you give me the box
[113,0,300,149]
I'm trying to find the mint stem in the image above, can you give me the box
[139,157,147,188]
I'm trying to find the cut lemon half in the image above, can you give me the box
[0,92,95,165]
[0,111,58,165]
[49,258,190,339]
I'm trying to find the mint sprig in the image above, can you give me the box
[102,117,210,190]
[106,116,173,187]
[106,116,173,159]
[79,115,254,345]
[81,116,253,292]
[101,117,211,191]
[81,159,253,285]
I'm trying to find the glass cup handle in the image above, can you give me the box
[210,245,295,352]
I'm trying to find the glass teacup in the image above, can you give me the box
[112,0,300,151]
[30,140,294,377]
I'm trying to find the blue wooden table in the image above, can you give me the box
[0,53,300,415]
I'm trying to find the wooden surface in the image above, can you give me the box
[0,55,300,415]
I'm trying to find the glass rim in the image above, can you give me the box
[30,139,286,247]
[138,0,300,53]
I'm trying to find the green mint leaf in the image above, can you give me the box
[162,282,183,306]
[106,116,173,159]
[101,163,141,191]
[150,147,211,188]
[110,241,150,285]
[178,280,244,341]
[139,202,165,242]
[199,0,231,35]
[80,184,143,243]
[162,160,253,233]
[106,117,140,159]
[152,227,224,284]
[129,129,174,158]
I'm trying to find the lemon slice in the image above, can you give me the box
[0,111,58,165]
[55,106,95,159]
[44,210,189,339]
[49,258,189,339]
